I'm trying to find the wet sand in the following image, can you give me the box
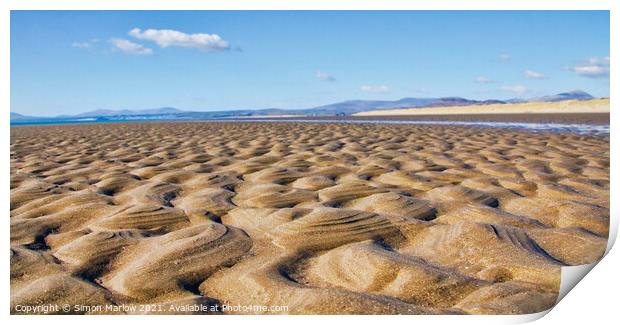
[10,122,609,315]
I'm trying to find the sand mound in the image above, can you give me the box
[233,183,317,208]
[53,229,146,277]
[268,208,404,250]
[317,181,386,203]
[11,274,114,315]
[454,281,557,314]
[435,204,544,229]
[503,198,609,236]
[423,185,499,212]
[299,240,485,307]
[91,205,190,231]
[199,253,454,315]
[344,192,436,221]
[102,223,252,299]
[401,222,561,290]
[291,175,335,190]
[172,187,236,221]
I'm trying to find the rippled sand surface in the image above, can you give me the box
[10,122,609,314]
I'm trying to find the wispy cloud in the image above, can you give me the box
[360,85,390,94]
[110,38,153,55]
[71,42,91,49]
[128,28,230,51]
[412,87,429,94]
[500,84,527,96]
[475,76,495,84]
[71,39,98,49]
[498,53,511,62]
[315,70,335,81]
[523,69,546,79]
[570,56,610,79]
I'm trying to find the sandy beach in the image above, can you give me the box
[10,122,609,315]
[354,98,610,117]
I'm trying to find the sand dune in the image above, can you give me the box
[10,122,609,314]
[354,98,609,116]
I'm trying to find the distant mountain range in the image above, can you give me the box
[68,107,184,117]
[533,90,594,102]
[305,97,507,115]
[505,90,594,104]
[10,90,596,123]
[10,112,35,121]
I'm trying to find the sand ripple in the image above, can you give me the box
[10,122,609,314]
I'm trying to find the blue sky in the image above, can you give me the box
[11,11,609,116]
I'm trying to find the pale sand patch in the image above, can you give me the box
[354,98,609,116]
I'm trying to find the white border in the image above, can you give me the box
[2,1,617,324]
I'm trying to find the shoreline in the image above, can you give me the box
[11,113,610,136]
[11,112,610,127]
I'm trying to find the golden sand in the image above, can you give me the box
[10,122,609,314]
[354,98,610,116]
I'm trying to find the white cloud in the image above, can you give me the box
[570,56,610,79]
[315,70,335,81]
[475,76,495,83]
[498,53,511,62]
[110,38,153,55]
[128,28,230,51]
[360,85,390,94]
[500,85,527,95]
[523,69,546,79]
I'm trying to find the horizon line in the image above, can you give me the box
[10,90,604,118]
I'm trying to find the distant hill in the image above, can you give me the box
[10,90,598,123]
[307,97,507,115]
[71,107,184,117]
[531,90,594,103]
[10,112,40,120]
